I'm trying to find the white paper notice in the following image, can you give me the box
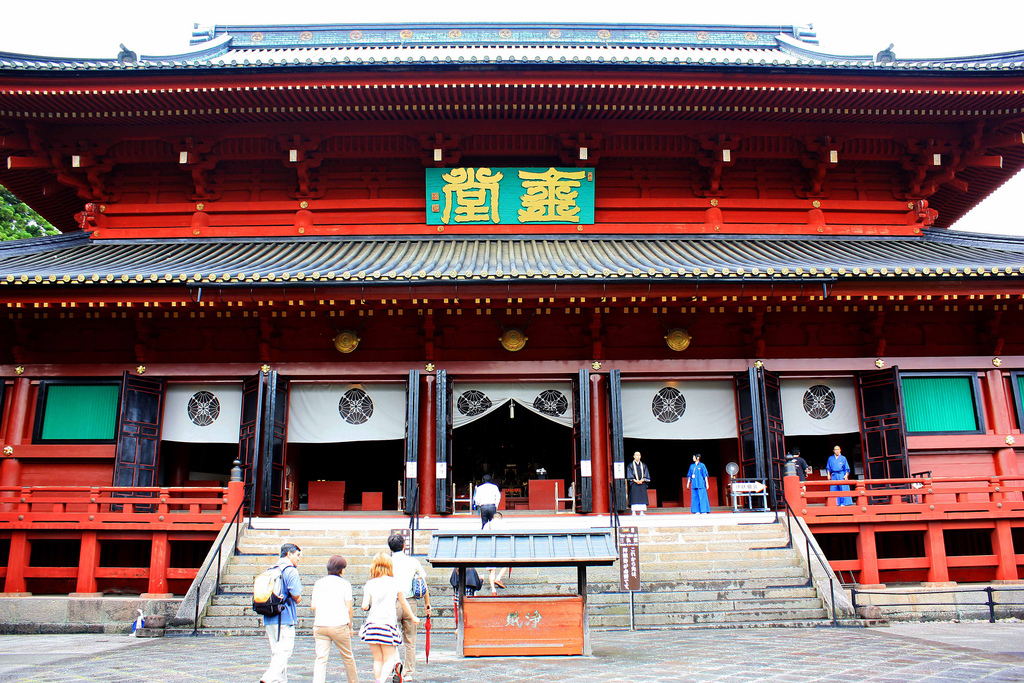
[436,462,447,479]
[580,460,592,477]
[613,462,625,479]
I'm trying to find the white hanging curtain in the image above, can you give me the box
[453,382,573,429]
[781,378,859,436]
[621,380,738,440]
[162,383,243,443]
[288,383,407,443]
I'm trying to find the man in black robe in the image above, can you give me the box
[627,451,651,515]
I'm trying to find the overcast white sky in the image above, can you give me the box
[4,0,1023,235]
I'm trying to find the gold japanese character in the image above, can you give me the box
[441,167,503,224]
[518,167,586,223]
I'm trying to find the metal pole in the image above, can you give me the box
[987,586,996,623]
[629,590,635,631]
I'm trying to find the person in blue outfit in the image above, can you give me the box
[686,453,711,514]
[261,543,303,683]
[826,445,853,506]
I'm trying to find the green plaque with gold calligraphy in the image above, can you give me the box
[426,167,595,225]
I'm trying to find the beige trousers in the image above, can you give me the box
[397,598,419,675]
[313,624,359,683]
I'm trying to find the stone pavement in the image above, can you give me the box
[0,622,1022,682]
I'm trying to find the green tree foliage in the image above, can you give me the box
[1,184,59,240]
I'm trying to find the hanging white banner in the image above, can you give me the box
[287,383,407,443]
[781,378,859,436]
[452,383,573,429]
[621,380,738,440]
[162,383,243,444]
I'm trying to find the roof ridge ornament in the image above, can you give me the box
[117,44,137,66]
[876,43,896,65]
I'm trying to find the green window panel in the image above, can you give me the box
[40,384,119,441]
[901,376,978,433]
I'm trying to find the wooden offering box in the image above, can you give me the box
[428,529,617,657]
[463,595,584,656]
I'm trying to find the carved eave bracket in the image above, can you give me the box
[418,133,461,167]
[173,137,222,201]
[279,134,324,199]
[559,132,603,167]
[796,136,843,199]
[694,134,740,197]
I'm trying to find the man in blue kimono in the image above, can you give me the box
[686,453,711,514]
[826,445,853,506]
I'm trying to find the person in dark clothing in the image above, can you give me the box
[790,447,813,482]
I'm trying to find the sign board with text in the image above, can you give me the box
[426,167,595,225]
[618,526,640,591]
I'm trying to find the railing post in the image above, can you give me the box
[850,585,859,611]
[986,586,996,623]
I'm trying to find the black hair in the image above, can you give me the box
[387,533,405,553]
[791,446,801,456]
[327,555,347,575]
[280,543,301,557]
[482,474,492,484]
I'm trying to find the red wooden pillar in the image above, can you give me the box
[983,370,1020,482]
[3,531,29,594]
[856,524,881,586]
[74,531,100,595]
[0,378,29,510]
[784,475,802,513]
[923,522,951,584]
[589,373,609,515]
[418,373,436,515]
[993,520,1019,581]
[144,531,171,597]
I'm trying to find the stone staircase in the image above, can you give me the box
[186,518,830,634]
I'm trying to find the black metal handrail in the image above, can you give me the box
[851,585,1024,623]
[407,483,420,555]
[778,485,840,626]
[608,481,621,546]
[192,498,245,636]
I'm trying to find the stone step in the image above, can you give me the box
[195,604,830,632]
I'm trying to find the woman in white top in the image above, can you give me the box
[360,553,418,683]
[311,555,358,683]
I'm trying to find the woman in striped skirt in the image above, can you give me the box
[361,553,418,683]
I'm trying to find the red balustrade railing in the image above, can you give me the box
[785,474,1024,524]
[0,481,245,530]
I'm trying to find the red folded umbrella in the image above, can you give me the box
[425,612,432,663]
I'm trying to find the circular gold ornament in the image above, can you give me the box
[754,359,764,369]
[333,330,361,354]
[875,358,885,368]
[425,362,435,372]
[260,364,271,374]
[665,329,692,352]
[1006,435,1016,446]
[136,365,146,375]
[592,361,602,370]
[992,357,1003,367]
[3,446,13,456]
[499,329,527,352]
[14,366,25,375]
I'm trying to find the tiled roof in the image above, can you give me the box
[2,22,1023,73]
[428,530,618,567]
[1,231,1022,287]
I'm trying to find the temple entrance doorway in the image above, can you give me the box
[623,437,739,510]
[286,381,411,513]
[780,377,865,488]
[451,382,574,511]
[290,440,404,511]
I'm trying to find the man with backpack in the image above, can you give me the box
[255,543,303,683]
[388,533,431,680]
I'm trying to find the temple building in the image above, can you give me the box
[0,22,1022,596]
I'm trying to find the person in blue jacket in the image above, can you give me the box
[686,453,711,514]
[826,445,853,506]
